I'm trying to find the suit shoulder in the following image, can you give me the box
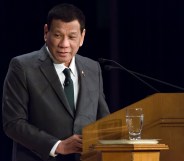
[76,54,98,66]
[12,49,42,62]
[10,46,46,67]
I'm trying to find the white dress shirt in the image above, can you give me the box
[46,47,79,157]
[53,57,79,108]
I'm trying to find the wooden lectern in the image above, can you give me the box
[81,144,168,161]
[82,93,184,161]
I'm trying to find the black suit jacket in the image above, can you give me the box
[2,45,110,161]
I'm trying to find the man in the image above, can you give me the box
[2,3,110,161]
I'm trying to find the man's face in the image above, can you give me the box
[44,19,85,66]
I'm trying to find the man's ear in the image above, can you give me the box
[80,29,86,47]
[44,24,48,42]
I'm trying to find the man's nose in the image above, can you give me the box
[58,37,70,47]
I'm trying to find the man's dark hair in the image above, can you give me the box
[47,3,85,33]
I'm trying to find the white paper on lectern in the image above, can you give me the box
[99,139,159,144]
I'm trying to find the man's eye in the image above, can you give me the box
[69,36,77,39]
[54,34,60,38]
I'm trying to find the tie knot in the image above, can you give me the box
[63,68,71,78]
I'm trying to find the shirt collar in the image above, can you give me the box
[69,57,76,77]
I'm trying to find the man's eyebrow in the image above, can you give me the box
[69,32,79,36]
[70,31,78,34]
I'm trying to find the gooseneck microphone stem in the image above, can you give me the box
[100,59,160,92]
[105,65,184,91]
[99,58,184,92]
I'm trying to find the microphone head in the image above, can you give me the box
[64,81,70,86]
[98,58,106,63]
[98,58,114,64]
[104,65,121,71]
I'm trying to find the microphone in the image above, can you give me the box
[64,80,70,86]
[98,58,108,64]
[99,58,184,92]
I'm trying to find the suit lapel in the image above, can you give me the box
[39,47,74,117]
[75,56,91,115]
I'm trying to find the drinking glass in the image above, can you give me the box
[126,108,144,140]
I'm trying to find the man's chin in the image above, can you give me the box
[58,58,71,66]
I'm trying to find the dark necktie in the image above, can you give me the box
[63,68,75,113]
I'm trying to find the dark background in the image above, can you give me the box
[1,0,184,160]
